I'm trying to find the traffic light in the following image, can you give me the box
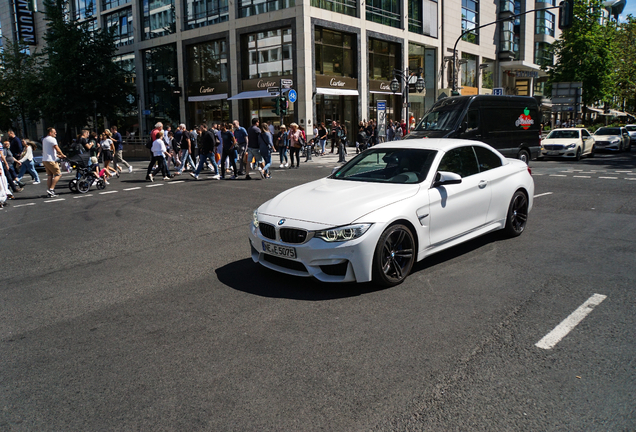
[558,0,574,29]
[280,96,287,116]
[271,97,280,116]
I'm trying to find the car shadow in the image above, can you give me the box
[536,151,635,169]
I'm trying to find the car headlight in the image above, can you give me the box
[610,138,620,144]
[315,224,372,242]
[566,143,577,149]
[252,210,259,228]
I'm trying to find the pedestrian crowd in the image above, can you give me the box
[1,129,43,207]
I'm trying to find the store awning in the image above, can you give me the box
[189,93,228,102]
[585,106,603,113]
[316,87,359,96]
[227,90,278,100]
[369,90,402,96]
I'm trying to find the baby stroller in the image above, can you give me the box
[65,154,105,194]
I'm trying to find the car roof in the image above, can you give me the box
[373,138,490,152]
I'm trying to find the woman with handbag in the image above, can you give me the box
[288,123,302,169]
[277,125,289,168]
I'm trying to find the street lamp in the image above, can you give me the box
[391,68,426,124]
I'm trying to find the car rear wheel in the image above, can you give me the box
[517,149,530,164]
[372,224,415,287]
[503,190,528,238]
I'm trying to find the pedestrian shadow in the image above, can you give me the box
[215,258,386,301]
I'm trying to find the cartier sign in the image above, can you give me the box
[242,76,293,92]
[369,80,396,93]
[13,0,36,46]
[316,75,358,90]
[188,81,228,97]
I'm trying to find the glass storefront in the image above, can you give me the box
[114,53,139,135]
[368,38,401,123]
[407,43,435,127]
[189,100,230,126]
[461,52,478,95]
[143,44,180,133]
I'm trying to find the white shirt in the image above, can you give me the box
[151,139,167,157]
[42,136,58,162]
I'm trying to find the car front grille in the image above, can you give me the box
[280,228,308,244]
[595,141,608,146]
[543,144,564,150]
[259,223,276,240]
[263,254,308,272]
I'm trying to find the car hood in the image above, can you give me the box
[259,178,420,226]
[594,135,621,140]
[543,138,580,144]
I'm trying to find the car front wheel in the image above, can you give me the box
[518,149,530,164]
[503,190,528,237]
[372,224,416,287]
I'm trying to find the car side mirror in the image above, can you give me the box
[433,171,462,187]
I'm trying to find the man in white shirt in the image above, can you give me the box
[42,127,66,197]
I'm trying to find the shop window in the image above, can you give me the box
[481,58,494,89]
[311,0,357,17]
[185,0,229,29]
[462,0,479,44]
[238,0,295,18]
[366,0,401,29]
[315,28,355,78]
[242,28,293,79]
[141,0,175,40]
[368,38,400,81]
[516,79,529,96]
[104,8,134,47]
[460,53,477,88]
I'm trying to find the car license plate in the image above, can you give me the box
[548,151,559,155]
[262,241,297,259]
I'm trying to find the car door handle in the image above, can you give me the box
[478,180,488,189]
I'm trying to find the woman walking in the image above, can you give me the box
[146,131,170,181]
[288,123,301,168]
[277,125,289,168]
[16,140,41,184]
[259,122,274,178]
[99,132,118,178]
[219,123,238,179]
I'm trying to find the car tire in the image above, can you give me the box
[372,224,416,287]
[588,146,595,158]
[575,147,581,161]
[517,149,530,164]
[503,190,528,238]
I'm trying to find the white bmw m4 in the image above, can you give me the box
[248,139,534,286]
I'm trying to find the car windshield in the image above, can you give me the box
[547,130,579,139]
[596,127,621,135]
[414,99,466,132]
[626,126,636,132]
[331,148,437,184]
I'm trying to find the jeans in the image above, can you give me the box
[178,149,196,173]
[194,151,219,176]
[262,152,272,173]
[279,147,288,164]
[17,159,40,182]
[319,139,326,154]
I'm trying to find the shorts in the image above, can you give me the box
[102,150,113,161]
[43,161,61,177]
[247,147,262,164]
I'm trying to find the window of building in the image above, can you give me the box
[481,58,494,89]
[409,0,422,33]
[533,79,546,96]
[187,39,228,86]
[368,38,400,81]
[141,0,175,40]
[461,53,477,88]
[114,53,138,132]
[366,0,401,29]
[242,28,293,79]
[102,0,130,11]
[73,0,95,20]
[143,44,180,128]
[315,28,355,77]
[238,0,295,18]
[500,0,514,13]
[105,8,134,47]
[534,42,552,66]
[185,0,229,29]
[311,0,357,17]
[535,10,555,36]
[500,20,514,51]
[513,0,521,59]
[462,0,478,44]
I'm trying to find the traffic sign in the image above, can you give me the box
[493,87,504,96]
[267,87,280,96]
[281,79,293,87]
[287,89,297,103]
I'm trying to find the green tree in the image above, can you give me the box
[613,16,636,112]
[40,0,134,137]
[0,40,43,137]
[545,0,615,108]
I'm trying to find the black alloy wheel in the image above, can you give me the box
[373,224,416,287]
[504,190,528,237]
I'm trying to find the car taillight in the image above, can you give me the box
[527,166,532,176]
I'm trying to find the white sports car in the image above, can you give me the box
[248,139,534,286]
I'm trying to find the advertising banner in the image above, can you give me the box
[13,0,37,46]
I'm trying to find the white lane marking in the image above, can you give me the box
[535,294,607,350]
[168,180,184,184]
[99,191,118,195]
[146,184,163,187]
[44,198,65,203]
[599,177,618,179]
[123,187,141,191]
[533,173,545,176]
[73,194,93,199]
[615,171,632,173]
[625,178,636,181]
[579,171,595,173]
[573,176,591,178]
[550,174,567,177]
[13,203,36,208]
[533,192,553,198]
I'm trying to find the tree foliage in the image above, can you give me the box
[612,16,636,112]
[545,0,615,107]
[40,0,134,134]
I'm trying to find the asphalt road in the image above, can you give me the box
[1,149,635,431]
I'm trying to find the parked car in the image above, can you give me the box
[249,139,534,286]
[407,95,542,164]
[625,125,636,146]
[593,127,631,152]
[538,128,595,160]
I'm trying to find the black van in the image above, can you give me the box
[406,95,541,163]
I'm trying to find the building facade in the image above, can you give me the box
[1,0,560,139]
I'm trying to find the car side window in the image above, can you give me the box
[582,130,590,137]
[473,146,503,172]
[438,147,480,178]
[466,109,479,132]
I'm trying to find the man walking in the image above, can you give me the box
[233,120,248,175]
[177,124,196,174]
[7,130,23,168]
[42,128,66,197]
[111,126,132,173]
[245,118,263,180]
[190,124,220,180]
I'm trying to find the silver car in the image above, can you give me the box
[625,125,636,146]
[593,127,631,152]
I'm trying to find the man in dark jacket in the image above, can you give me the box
[190,124,220,180]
